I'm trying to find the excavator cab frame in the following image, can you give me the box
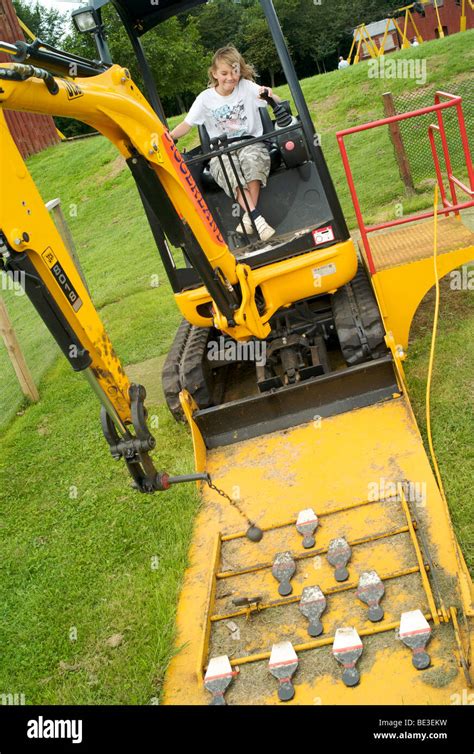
[74,0,354,290]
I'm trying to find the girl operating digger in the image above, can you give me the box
[169,45,281,242]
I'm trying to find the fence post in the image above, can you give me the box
[46,198,89,293]
[382,92,415,194]
[0,296,39,402]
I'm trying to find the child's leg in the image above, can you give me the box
[236,184,258,213]
[247,180,261,206]
[237,146,275,241]
[209,154,244,200]
[210,150,263,209]
[210,147,275,240]
[239,145,271,197]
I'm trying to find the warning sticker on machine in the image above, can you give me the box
[312,225,335,245]
[312,263,336,280]
[42,247,83,312]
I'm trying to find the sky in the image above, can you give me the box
[36,0,83,12]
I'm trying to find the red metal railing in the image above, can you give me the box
[336,92,474,275]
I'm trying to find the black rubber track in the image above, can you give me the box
[179,325,215,410]
[332,263,387,366]
[162,320,215,422]
[161,319,192,422]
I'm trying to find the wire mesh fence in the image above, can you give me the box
[392,81,473,188]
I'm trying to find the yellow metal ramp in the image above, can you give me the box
[163,393,472,705]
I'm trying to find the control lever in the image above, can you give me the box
[259,87,295,129]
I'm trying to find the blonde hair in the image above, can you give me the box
[207,45,256,88]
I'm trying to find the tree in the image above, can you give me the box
[12,0,65,47]
[240,8,282,87]
[189,0,250,53]
[11,0,405,130]
[62,6,208,114]
[141,16,209,113]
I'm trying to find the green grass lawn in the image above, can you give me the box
[0,31,472,704]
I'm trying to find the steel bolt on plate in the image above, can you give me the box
[356,570,385,622]
[333,627,363,687]
[204,655,236,705]
[327,537,352,582]
[299,585,327,637]
[272,551,296,596]
[269,641,299,702]
[296,508,319,549]
[399,609,432,670]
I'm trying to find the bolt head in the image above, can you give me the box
[246,525,263,542]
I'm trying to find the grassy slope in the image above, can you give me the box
[0,32,472,703]
[404,279,474,569]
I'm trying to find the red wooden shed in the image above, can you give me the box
[0,0,60,157]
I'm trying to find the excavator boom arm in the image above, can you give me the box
[0,46,267,490]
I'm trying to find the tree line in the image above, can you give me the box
[13,0,398,134]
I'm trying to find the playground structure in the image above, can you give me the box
[348,1,473,64]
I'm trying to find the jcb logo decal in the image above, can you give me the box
[64,80,84,100]
[42,247,57,269]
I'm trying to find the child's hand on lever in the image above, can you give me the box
[258,86,281,103]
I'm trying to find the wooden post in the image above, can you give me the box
[46,198,90,293]
[0,296,39,402]
[382,92,415,195]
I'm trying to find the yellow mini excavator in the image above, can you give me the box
[1,0,473,706]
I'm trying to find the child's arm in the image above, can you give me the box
[169,120,193,141]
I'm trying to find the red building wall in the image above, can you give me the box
[0,0,60,157]
[359,0,473,59]
[406,0,473,41]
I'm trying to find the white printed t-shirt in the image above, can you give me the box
[184,78,267,140]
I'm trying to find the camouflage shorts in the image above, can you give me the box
[209,142,271,199]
